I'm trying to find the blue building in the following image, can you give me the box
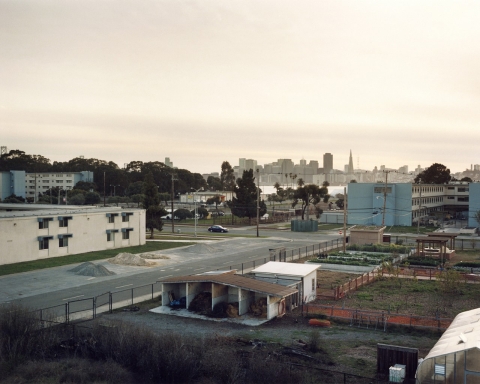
[347,182,474,227]
[0,171,26,200]
[347,183,412,226]
[468,183,480,227]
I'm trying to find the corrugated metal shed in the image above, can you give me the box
[160,274,297,298]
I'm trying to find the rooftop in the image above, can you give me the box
[159,273,297,298]
[251,261,320,277]
[0,204,142,219]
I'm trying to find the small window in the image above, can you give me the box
[59,237,69,247]
[59,218,69,227]
[122,215,129,223]
[107,232,114,242]
[39,220,49,229]
[122,231,130,240]
[108,216,115,224]
[39,238,49,250]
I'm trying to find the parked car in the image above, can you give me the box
[161,214,179,220]
[210,211,225,217]
[208,225,228,233]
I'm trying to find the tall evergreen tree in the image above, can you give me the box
[220,161,236,191]
[143,172,166,238]
[228,169,266,221]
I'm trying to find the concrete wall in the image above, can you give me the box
[211,283,228,309]
[350,228,384,245]
[0,209,145,265]
[267,296,281,319]
[239,289,254,315]
[303,270,317,303]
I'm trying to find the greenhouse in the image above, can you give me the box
[416,307,480,383]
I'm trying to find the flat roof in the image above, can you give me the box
[0,205,143,219]
[251,261,320,277]
[159,274,297,298]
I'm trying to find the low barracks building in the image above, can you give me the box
[0,205,145,265]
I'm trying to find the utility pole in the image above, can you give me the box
[103,172,106,207]
[171,173,177,234]
[382,172,387,226]
[256,168,260,237]
[343,187,347,253]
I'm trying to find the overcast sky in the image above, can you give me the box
[1,1,479,175]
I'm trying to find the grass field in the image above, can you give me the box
[0,241,191,277]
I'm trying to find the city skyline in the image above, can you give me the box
[2,1,479,174]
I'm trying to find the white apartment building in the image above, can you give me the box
[25,171,93,202]
[0,205,145,265]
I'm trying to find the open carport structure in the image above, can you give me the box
[159,272,298,320]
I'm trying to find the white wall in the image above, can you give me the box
[0,208,145,265]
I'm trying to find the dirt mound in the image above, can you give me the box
[139,253,170,260]
[249,297,268,317]
[183,243,222,254]
[188,292,212,314]
[211,302,240,318]
[69,262,116,277]
[108,253,155,266]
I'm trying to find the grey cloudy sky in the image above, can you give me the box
[1,0,479,174]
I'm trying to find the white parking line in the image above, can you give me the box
[62,295,84,301]
[87,277,96,280]
[194,268,204,271]
[160,275,172,279]
[115,284,133,289]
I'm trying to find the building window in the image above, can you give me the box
[108,216,115,224]
[107,232,114,242]
[59,237,69,247]
[66,180,72,183]
[59,218,68,227]
[122,215,129,222]
[39,238,49,250]
[39,220,49,229]
[458,197,469,202]
[56,180,63,183]
[374,187,392,194]
[122,231,130,240]
[458,187,469,192]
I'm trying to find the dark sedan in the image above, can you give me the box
[208,225,228,233]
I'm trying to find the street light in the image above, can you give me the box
[191,187,203,237]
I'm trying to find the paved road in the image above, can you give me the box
[0,226,342,311]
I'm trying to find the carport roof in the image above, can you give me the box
[159,274,297,298]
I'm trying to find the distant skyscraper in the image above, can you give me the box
[348,150,354,174]
[323,153,333,174]
[165,157,173,168]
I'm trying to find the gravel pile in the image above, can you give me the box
[108,253,155,266]
[182,243,222,254]
[69,262,116,277]
[139,253,170,260]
